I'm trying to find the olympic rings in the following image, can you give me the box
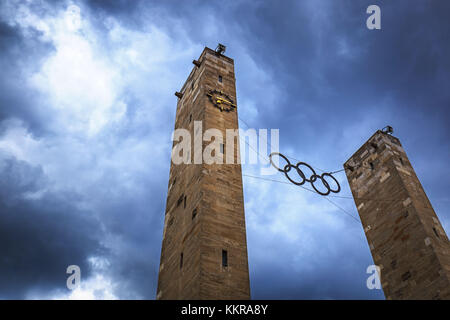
[269,152,341,196]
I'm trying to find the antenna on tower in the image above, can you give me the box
[215,43,226,55]
[382,125,394,135]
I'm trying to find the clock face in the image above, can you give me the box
[206,89,236,112]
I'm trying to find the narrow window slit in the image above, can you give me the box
[222,249,228,267]
[433,227,440,238]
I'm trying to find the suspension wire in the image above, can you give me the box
[238,122,403,205]
[323,197,361,223]
[323,197,367,243]
[238,136,328,197]
[242,173,318,195]
[238,116,340,174]
[237,115,437,223]
[242,173,360,221]
[329,168,346,174]
[239,134,403,235]
[237,126,377,243]
[242,173,398,202]
[242,172,367,245]
[236,115,437,243]
[238,116,386,175]
[238,116,380,173]
[238,131,364,225]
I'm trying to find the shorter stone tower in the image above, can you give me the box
[344,129,450,299]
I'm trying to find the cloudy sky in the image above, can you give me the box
[0,0,449,299]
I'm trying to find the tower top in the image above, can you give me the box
[199,46,234,63]
[344,128,402,167]
[177,46,234,96]
[381,125,394,135]
[215,43,226,55]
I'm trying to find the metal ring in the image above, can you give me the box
[269,152,291,172]
[310,175,331,196]
[283,164,306,186]
[321,173,340,193]
[295,162,317,183]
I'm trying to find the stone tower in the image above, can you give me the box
[156,45,251,300]
[344,129,450,300]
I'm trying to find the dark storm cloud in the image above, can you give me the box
[0,155,105,298]
[85,0,449,169]
[0,0,448,300]
[228,0,450,151]
[245,207,384,300]
[251,241,380,299]
[81,173,166,299]
[216,0,450,237]
[0,21,55,137]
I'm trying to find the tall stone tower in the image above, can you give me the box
[344,129,450,300]
[157,45,251,300]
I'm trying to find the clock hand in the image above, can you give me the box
[216,98,236,107]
